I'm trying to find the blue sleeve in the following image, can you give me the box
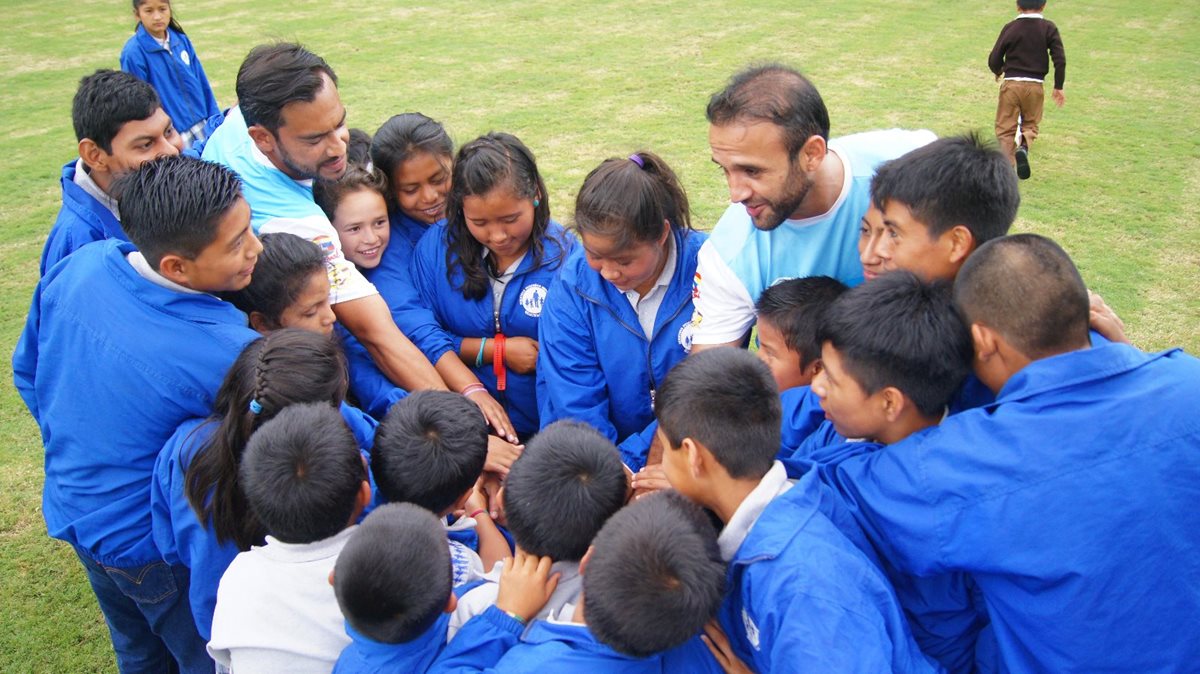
[888,572,986,674]
[338,326,409,419]
[753,590,909,673]
[149,438,183,565]
[617,420,657,473]
[119,39,150,80]
[185,40,221,118]
[12,283,43,420]
[778,386,830,460]
[427,606,524,674]
[406,233,459,364]
[535,275,618,442]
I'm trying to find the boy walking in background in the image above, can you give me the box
[988,0,1067,179]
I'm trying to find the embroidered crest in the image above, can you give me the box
[520,283,547,317]
[677,320,695,352]
[180,51,191,66]
[742,607,761,651]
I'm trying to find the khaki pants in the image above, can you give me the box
[995,80,1044,165]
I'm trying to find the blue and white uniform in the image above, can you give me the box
[409,222,573,438]
[692,129,936,345]
[537,228,705,470]
[333,615,450,673]
[120,25,220,144]
[828,343,1200,673]
[40,160,127,276]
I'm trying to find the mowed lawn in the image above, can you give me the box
[1,0,1197,669]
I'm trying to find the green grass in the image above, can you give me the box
[1,0,1197,668]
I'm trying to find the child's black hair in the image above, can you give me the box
[706,63,830,154]
[227,232,325,329]
[185,329,348,550]
[655,348,780,480]
[502,421,627,562]
[111,155,243,269]
[445,132,552,300]
[371,112,454,197]
[131,0,185,34]
[1017,0,1046,10]
[333,503,452,644]
[239,402,365,544]
[819,271,973,417]
[236,43,338,133]
[346,128,373,167]
[371,391,488,514]
[574,150,693,252]
[72,69,162,152]
[755,276,849,368]
[870,131,1019,247]
[955,234,1089,360]
[584,490,726,658]
[312,164,389,223]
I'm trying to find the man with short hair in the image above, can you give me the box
[692,64,934,350]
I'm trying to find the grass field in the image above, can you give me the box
[1,0,1197,669]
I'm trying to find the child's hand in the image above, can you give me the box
[479,472,507,523]
[461,479,490,517]
[485,435,524,475]
[504,337,539,375]
[1052,88,1065,107]
[495,548,560,623]
[703,619,755,674]
[630,463,672,501]
[1088,290,1130,345]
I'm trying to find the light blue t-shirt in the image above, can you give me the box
[692,128,935,344]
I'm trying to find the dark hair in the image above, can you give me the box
[954,234,1090,359]
[574,151,693,252]
[870,132,1019,246]
[131,0,185,34]
[236,43,338,133]
[503,421,627,561]
[346,128,373,167]
[445,132,551,300]
[818,272,973,417]
[584,490,725,657]
[706,64,830,156]
[312,164,389,223]
[111,155,242,269]
[1017,0,1046,10]
[184,329,348,549]
[72,69,162,152]
[656,349,780,480]
[371,391,488,513]
[370,113,454,199]
[239,402,365,544]
[227,233,325,328]
[333,503,452,644]
[755,276,849,367]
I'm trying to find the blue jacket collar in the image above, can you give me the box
[106,241,249,326]
[729,470,822,567]
[389,211,437,249]
[133,23,176,53]
[524,621,650,661]
[342,613,448,666]
[993,343,1175,408]
[61,161,127,242]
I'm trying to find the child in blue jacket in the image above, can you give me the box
[432,491,725,674]
[538,150,703,471]
[120,0,220,148]
[12,156,261,673]
[655,348,939,673]
[151,329,376,642]
[410,132,573,439]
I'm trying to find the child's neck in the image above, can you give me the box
[707,475,764,526]
[874,409,943,446]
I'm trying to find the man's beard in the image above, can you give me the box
[753,164,812,232]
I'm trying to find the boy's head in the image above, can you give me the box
[954,234,1090,393]
[73,69,181,191]
[863,132,1019,282]
[813,271,972,444]
[583,490,725,658]
[1017,0,1046,12]
[754,276,849,390]
[113,155,263,292]
[656,348,781,501]
[371,391,488,514]
[503,421,627,562]
[240,402,370,544]
[333,503,453,644]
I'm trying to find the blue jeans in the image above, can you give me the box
[73,547,212,673]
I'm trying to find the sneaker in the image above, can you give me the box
[1015,146,1031,180]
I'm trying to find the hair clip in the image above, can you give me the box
[248,399,263,415]
[628,153,645,168]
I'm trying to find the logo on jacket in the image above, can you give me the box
[742,608,761,651]
[180,50,191,66]
[520,284,548,317]
[677,320,695,352]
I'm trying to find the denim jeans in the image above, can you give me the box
[73,547,212,674]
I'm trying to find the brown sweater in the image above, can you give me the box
[988,15,1066,90]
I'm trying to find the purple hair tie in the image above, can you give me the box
[628,154,645,168]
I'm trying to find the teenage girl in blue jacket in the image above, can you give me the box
[120,0,220,148]
[537,151,705,471]
[410,132,573,440]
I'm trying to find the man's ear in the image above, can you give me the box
[796,135,828,172]
[157,253,192,286]
[578,545,595,576]
[946,225,977,267]
[78,139,110,174]
[247,124,277,155]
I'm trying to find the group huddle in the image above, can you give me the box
[12,7,1200,674]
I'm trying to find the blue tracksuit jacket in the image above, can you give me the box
[829,342,1200,673]
[777,385,842,461]
[40,161,127,276]
[120,25,220,134]
[536,228,706,470]
[12,240,257,566]
[151,403,377,640]
[430,606,721,673]
[410,222,574,437]
[333,615,450,673]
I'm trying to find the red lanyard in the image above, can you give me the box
[492,333,507,391]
